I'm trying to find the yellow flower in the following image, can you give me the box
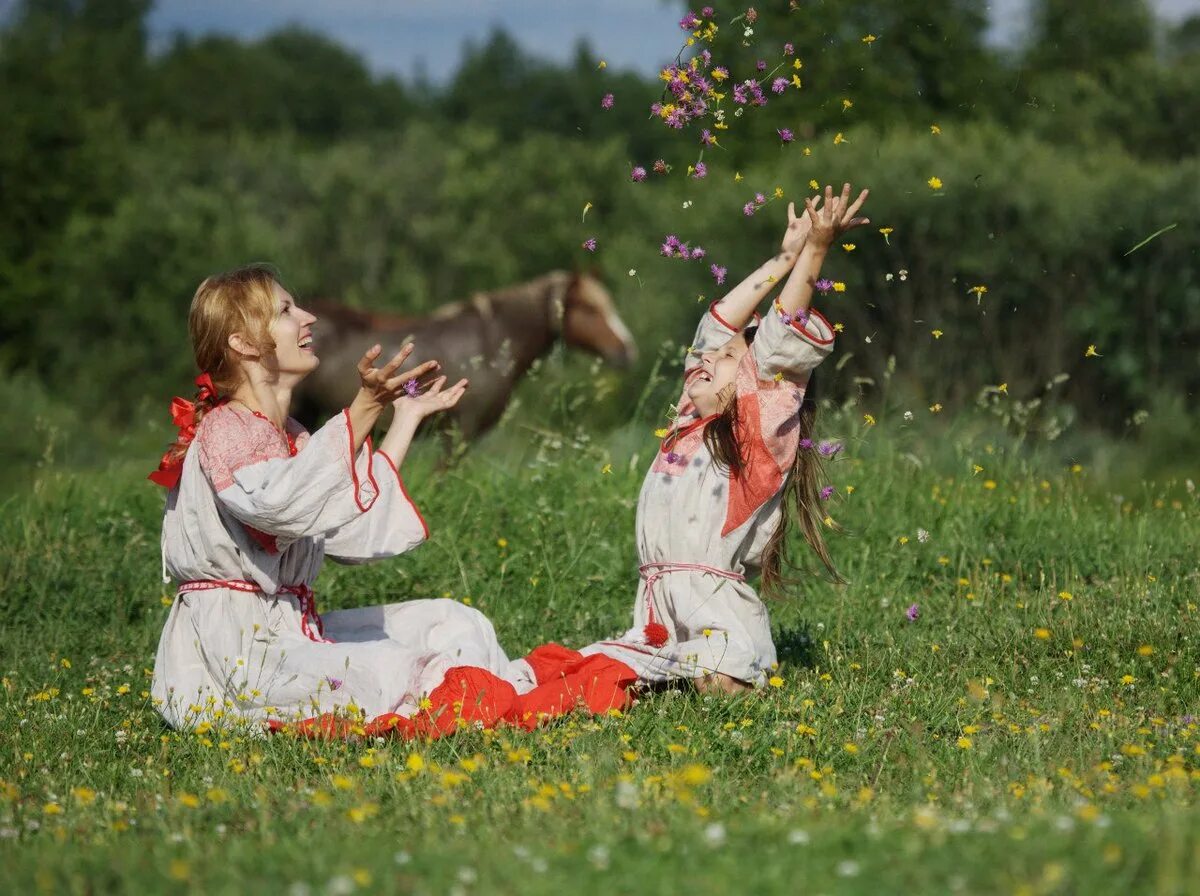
[679,764,712,786]
[1136,644,1154,656]
[863,414,876,426]
[597,60,607,70]
[507,747,532,764]
[1120,674,1136,686]
[862,34,877,43]
[930,124,941,135]
[957,737,972,749]
[331,774,354,791]
[622,751,638,762]
[843,743,859,754]
[898,535,909,544]
[927,176,943,190]
[842,243,856,252]
[496,537,508,548]
[733,171,743,182]
[842,98,853,111]
[774,186,784,199]
[803,146,812,156]
[1058,591,1073,602]
[1085,344,1101,357]
[832,281,846,292]
[712,67,728,81]
[845,485,855,494]
[71,786,96,805]
[808,179,819,191]
[768,676,784,688]
[833,132,845,145]
[1071,463,1083,474]
[178,792,200,808]
[418,696,433,711]
[1034,628,1051,640]
[997,382,1008,394]
[931,329,943,339]
[168,860,190,882]
[929,403,943,413]
[793,59,803,69]
[833,322,844,333]
[878,227,893,243]
[972,464,983,475]
[600,464,612,475]
[791,74,802,89]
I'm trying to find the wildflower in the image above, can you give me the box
[653,159,669,174]
[679,11,702,29]
[1085,344,1101,357]
[712,65,729,81]
[771,77,787,94]
[601,93,614,109]
[930,124,941,135]
[842,243,856,252]
[778,128,795,144]
[879,226,894,243]
[931,329,943,339]
[818,440,843,457]
[326,676,343,691]
[862,34,877,43]
[808,179,819,190]
[597,59,606,70]
[833,132,845,145]
[842,98,853,111]
[582,237,597,252]
[957,737,972,749]
[403,379,419,398]
[928,176,943,190]
[600,464,612,475]
[756,59,767,72]
[700,129,717,147]
[690,246,706,259]
[820,486,834,501]
[1058,591,1073,602]
[863,414,876,426]
[783,42,794,54]
[692,162,707,179]
[1136,644,1154,656]
[843,743,859,754]
[710,264,727,285]
[997,382,1008,394]
[929,403,942,413]
[743,202,756,217]
[768,675,784,688]
[1034,628,1051,640]
[833,281,846,292]
[630,166,647,182]
[815,278,834,294]
[703,822,727,846]
[906,603,919,622]
[917,528,929,542]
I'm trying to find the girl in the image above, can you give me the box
[150,265,635,738]
[580,183,870,694]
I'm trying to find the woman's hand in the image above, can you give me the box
[393,376,469,423]
[355,344,439,409]
[804,183,870,252]
[780,197,818,257]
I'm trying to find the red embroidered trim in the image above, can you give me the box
[788,307,835,346]
[376,450,430,541]
[341,409,380,514]
[177,579,331,643]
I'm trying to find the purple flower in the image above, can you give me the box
[582,237,597,252]
[754,192,766,205]
[771,77,788,94]
[701,5,714,16]
[700,49,713,67]
[818,440,843,457]
[778,127,795,144]
[779,308,792,324]
[784,42,795,55]
[746,7,758,24]
[756,59,767,72]
[631,166,647,182]
[666,451,682,464]
[690,246,707,260]
[326,676,344,691]
[692,162,707,179]
[906,603,920,622]
[601,93,614,109]
[799,438,814,450]
[700,129,716,147]
[820,485,835,500]
[743,202,756,217]
[815,278,835,294]
[732,85,748,105]
[710,264,727,285]
[403,379,420,398]
[679,11,701,29]
[653,159,668,174]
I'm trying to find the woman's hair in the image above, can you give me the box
[160,264,282,467]
[702,325,843,593]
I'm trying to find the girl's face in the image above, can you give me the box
[267,284,319,378]
[687,334,747,416]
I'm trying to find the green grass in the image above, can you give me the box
[1,407,1197,895]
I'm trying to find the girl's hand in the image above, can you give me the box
[355,344,439,409]
[804,183,870,252]
[392,375,469,422]
[780,197,818,257]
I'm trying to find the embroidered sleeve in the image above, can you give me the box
[196,407,378,546]
[749,303,835,382]
[323,451,429,564]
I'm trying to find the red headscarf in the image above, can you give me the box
[148,373,220,489]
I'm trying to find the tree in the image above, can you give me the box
[1025,0,1154,74]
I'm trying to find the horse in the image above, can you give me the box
[295,270,637,446]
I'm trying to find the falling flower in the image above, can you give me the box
[833,132,846,145]
[906,603,919,622]
[743,202,757,217]
[928,176,943,190]
[601,93,614,109]
[1085,344,1101,357]
[862,34,877,43]
[833,282,846,293]
[778,128,795,144]
[815,278,835,294]
[818,440,843,457]
[771,77,788,94]
[799,438,813,450]
[756,59,767,72]
[969,284,988,302]
[597,60,607,70]
[842,243,856,252]
[997,382,1008,394]
[808,179,819,190]
[879,226,894,244]
[929,403,943,413]
[842,98,853,111]
[931,329,943,339]
[653,159,669,174]
[692,162,708,179]
[820,485,835,500]
[863,414,876,426]
[700,129,717,147]
[631,166,647,182]
[710,264,727,285]
[690,246,707,259]
[930,124,941,135]
[734,171,743,182]
[582,237,597,252]
[783,42,794,55]
[917,528,930,542]
[403,379,420,397]
[679,11,702,30]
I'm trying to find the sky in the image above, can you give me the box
[147,0,1200,84]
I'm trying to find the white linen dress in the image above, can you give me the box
[582,301,835,686]
[150,403,535,731]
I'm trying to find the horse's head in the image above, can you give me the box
[558,271,637,367]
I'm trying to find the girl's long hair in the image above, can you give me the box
[159,264,280,468]
[702,326,843,593]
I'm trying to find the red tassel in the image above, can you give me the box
[643,622,670,648]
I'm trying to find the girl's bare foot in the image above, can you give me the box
[695,672,751,695]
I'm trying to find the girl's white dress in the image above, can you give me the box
[582,301,835,687]
[150,403,536,730]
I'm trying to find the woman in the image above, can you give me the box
[149,265,634,738]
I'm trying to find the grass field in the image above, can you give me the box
[1,402,1197,895]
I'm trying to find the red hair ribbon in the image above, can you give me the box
[148,373,220,489]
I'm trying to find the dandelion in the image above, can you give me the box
[582,237,597,252]
[601,93,614,109]
[1058,590,1073,602]
[778,128,795,144]
[768,675,784,688]
[906,603,920,622]
[630,166,647,182]
[969,284,988,302]
[928,176,943,190]
[1034,628,1051,640]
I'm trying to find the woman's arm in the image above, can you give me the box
[376,376,469,469]
[347,344,439,455]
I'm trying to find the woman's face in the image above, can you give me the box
[686,334,747,416]
[267,284,319,378]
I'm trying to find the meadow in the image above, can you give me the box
[1,372,1197,895]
